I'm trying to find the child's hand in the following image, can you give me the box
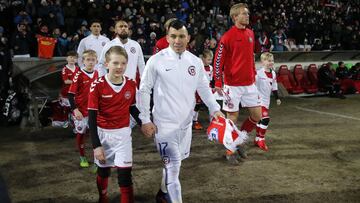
[94,146,106,164]
[276,99,281,106]
[73,108,83,120]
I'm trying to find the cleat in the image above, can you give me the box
[156,190,168,203]
[254,139,269,151]
[193,121,203,130]
[236,146,248,159]
[80,157,90,168]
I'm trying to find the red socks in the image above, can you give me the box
[240,117,258,133]
[97,175,109,203]
[76,133,85,156]
[120,186,134,203]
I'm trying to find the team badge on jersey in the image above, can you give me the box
[102,42,106,46]
[188,66,196,76]
[162,156,170,164]
[130,47,136,53]
[124,91,131,99]
[249,37,253,43]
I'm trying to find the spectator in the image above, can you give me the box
[336,61,357,94]
[271,28,287,51]
[318,63,345,99]
[13,10,33,26]
[10,23,32,57]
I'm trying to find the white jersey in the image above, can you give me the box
[98,37,145,79]
[139,47,220,129]
[256,67,278,108]
[77,34,110,68]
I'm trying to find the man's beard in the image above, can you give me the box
[118,33,128,39]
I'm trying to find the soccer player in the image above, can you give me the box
[193,49,214,130]
[68,49,98,168]
[77,20,110,68]
[59,51,79,108]
[138,20,223,203]
[88,46,141,203]
[213,3,262,158]
[98,20,145,80]
[255,52,281,151]
[153,18,177,54]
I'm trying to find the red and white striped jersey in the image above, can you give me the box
[88,75,136,129]
[256,67,278,108]
[60,65,79,97]
[68,69,98,116]
[207,116,248,152]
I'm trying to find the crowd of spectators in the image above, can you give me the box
[0,0,359,59]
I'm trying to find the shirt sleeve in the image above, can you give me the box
[196,59,221,115]
[213,37,227,88]
[138,56,156,124]
[88,79,100,111]
[61,67,67,81]
[272,71,278,91]
[77,39,85,68]
[137,43,146,78]
[68,71,80,94]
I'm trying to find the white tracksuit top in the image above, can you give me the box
[139,47,220,129]
[77,34,110,68]
[98,38,145,79]
[255,67,278,108]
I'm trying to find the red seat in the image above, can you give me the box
[293,64,318,93]
[307,64,325,92]
[277,65,303,94]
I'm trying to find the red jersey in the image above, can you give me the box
[60,65,79,97]
[88,75,136,129]
[213,26,256,87]
[37,35,57,59]
[153,36,168,54]
[68,69,98,116]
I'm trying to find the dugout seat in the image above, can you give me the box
[307,64,326,92]
[277,65,303,94]
[293,64,318,93]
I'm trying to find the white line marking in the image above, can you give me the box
[295,106,360,121]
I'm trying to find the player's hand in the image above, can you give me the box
[73,108,83,120]
[276,99,281,106]
[94,146,106,164]
[141,122,157,138]
[213,111,225,122]
[214,87,223,96]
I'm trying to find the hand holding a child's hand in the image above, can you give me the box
[276,99,281,106]
[73,108,83,120]
[94,146,106,164]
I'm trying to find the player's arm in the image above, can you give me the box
[130,105,142,126]
[272,72,281,105]
[196,59,223,119]
[138,56,157,137]
[137,44,146,78]
[68,72,83,119]
[77,39,85,67]
[62,68,72,84]
[213,37,227,93]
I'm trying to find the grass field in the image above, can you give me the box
[0,95,359,203]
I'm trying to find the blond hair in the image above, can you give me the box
[260,52,274,62]
[82,49,97,60]
[105,46,128,62]
[230,3,248,22]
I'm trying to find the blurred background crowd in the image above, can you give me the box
[0,0,359,58]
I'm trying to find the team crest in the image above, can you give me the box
[249,37,253,43]
[130,47,136,53]
[102,42,106,46]
[124,91,131,99]
[188,66,196,76]
[263,110,268,117]
[162,156,170,164]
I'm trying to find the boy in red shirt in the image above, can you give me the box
[88,46,141,203]
[68,49,98,168]
[60,51,79,107]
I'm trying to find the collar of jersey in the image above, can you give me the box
[105,74,126,93]
[167,47,184,59]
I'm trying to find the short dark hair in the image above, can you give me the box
[168,19,186,30]
[66,50,78,57]
[90,19,102,27]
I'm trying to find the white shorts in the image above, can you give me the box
[155,124,192,167]
[73,116,88,134]
[95,127,132,168]
[222,84,261,112]
[59,97,70,107]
